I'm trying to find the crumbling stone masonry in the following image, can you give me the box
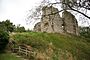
[62,10,79,35]
[34,6,79,35]
[34,22,41,32]
[41,6,64,33]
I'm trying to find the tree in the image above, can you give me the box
[15,24,26,32]
[19,27,26,32]
[80,26,90,39]
[61,0,90,19]
[3,20,15,32]
[0,20,15,32]
[28,0,90,21]
[0,30,9,52]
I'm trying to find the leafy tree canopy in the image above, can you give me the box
[28,0,90,25]
[0,30,9,52]
[0,20,15,32]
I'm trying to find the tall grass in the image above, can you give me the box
[0,53,23,60]
[11,32,90,60]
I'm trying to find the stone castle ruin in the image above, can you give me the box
[34,6,79,35]
[34,22,41,32]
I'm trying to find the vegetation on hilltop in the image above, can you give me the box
[11,32,90,60]
[80,26,90,40]
[0,20,26,33]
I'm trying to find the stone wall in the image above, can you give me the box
[34,22,41,32]
[62,10,79,35]
[34,6,79,35]
[41,6,64,33]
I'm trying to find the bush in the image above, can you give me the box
[0,30,9,52]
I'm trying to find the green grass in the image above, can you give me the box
[0,53,23,60]
[11,32,90,60]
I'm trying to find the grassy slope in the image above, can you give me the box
[0,53,23,60]
[11,32,90,60]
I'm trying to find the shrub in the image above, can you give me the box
[0,30,9,52]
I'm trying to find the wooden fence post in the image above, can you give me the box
[18,46,21,55]
[12,45,35,59]
[26,48,28,57]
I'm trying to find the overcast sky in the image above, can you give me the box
[0,0,90,30]
[0,0,42,30]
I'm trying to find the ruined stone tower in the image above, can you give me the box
[41,6,63,33]
[34,22,41,32]
[62,10,79,35]
[34,6,79,35]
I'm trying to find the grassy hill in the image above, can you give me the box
[0,52,24,60]
[10,32,90,60]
